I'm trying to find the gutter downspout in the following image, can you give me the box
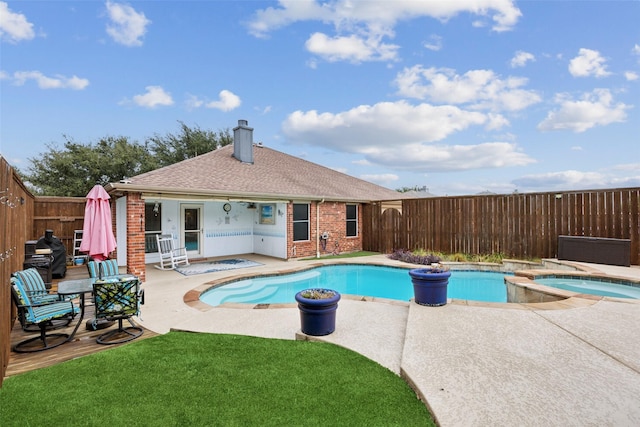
[316,199,325,258]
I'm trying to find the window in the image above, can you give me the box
[145,202,162,253]
[346,204,358,237]
[292,203,309,241]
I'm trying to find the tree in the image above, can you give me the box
[22,122,233,196]
[23,136,154,196]
[396,185,429,193]
[145,121,232,168]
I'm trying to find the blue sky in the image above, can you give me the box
[1,0,639,196]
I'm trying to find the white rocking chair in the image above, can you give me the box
[155,234,189,270]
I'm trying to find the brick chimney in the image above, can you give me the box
[233,119,254,164]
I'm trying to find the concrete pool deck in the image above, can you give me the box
[136,255,640,426]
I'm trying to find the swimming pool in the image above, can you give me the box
[535,277,640,299]
[200,264,510,306]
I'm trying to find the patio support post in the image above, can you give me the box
[126,192,146,282]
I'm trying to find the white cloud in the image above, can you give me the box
[438,181,517,196]
[537,88,629,132]
[359,173,399,186]
[423,35,442,51]
[568,48,611,77]
[624,71,638,81]
[184,90,241,111]
[633,44,640,56]
[247,0,331,37]
[612,162,640,172]
[512,170,620,191]
[282,100,534,173]
[248,1,521,62]
[511,164,640,193]
[0,1,35,43]
[10,71,89,89]
[283,100,488,151]
[305,32,398,63]
[250,1,521,35]
[394,66,541,112]
[132,86,173,108]
[205,90,241,111]
[255,105,272,115]
[185,94,204,111]
[365,142,534,172]
[510,50,535,68]
[105,1,151,47]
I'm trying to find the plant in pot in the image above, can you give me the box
[294,288,341,336]
[408,263,451,306]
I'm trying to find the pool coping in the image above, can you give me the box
[183,257,640,312]
[506,267,640,305]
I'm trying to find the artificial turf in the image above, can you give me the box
[0,331,435,426]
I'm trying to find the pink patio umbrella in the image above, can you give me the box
[79,185,117,261]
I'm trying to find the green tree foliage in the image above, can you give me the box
[22,122,232,196]
[23,136,153,196]
[396,185,426,193]
[146,121,232,168]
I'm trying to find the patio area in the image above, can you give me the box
[7,255,640,425]
[6,266,159,377]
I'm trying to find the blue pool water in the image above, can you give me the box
[200,264,510,306]
[535,277,640,299]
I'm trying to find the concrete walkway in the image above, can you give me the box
[136,255,640,426]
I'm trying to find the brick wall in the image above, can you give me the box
[287,201,363,259]
[125,192,146,281]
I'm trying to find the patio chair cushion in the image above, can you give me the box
[94,277,141,317]
[12,268,61,304]
[87,259,119,279]
[11,278,79,324]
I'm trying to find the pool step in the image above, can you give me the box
[220,285,280,304]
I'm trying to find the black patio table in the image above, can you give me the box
[57,277,95,343]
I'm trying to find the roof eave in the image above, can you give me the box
[105,182,395,204]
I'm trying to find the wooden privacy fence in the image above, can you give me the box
[0,156,35,387]
[363,188,640,265]
[33,197,86,257]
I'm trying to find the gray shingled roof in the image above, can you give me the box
[109,144,402,202]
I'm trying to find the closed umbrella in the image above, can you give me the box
[79,185,117,261]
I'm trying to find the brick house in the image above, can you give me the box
[105,120,402,281]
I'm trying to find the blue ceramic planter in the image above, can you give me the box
[409,268,451,306]
[295,289,341,336]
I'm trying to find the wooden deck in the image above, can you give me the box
[6,265,158,378]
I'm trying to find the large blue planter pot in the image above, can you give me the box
[295,289,341,336]
[409,268,451,306]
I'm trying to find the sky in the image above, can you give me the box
[1,0,639,196]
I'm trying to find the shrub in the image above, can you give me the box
[387,249,441,265]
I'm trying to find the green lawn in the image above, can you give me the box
[0,332,435,426]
